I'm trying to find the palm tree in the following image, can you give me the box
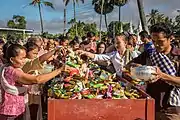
[112,0,128,22]
[92,0,114,29]
[63,5,67,35]
[92,0,114,41]
[137,0,148,32]
[29,0,54,34]
[63,0,84,36]
[156,14,165,23]
[147,9,166,26]
[146,9,159,25]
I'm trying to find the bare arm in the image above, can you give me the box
[18,67,63,85]
[76,50,95,59]
[39,49,56,63]
[161,73,180,85]
[155,67,180,85]
[76,50,111,61]
[83,51,96,59]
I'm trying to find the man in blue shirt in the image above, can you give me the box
[139,31,155,54]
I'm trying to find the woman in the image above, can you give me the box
[127,36,141,57]
[96,42,106,54]
[69,38,80,51]
[60,36,69,47]
[77,33,139,76]
[95,42,110,71]
[0,44,64,120]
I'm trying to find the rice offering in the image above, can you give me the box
[130,66,156,81]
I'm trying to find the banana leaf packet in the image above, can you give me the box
[83,94,95,99]
[66,61,80,68]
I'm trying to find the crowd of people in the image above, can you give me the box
[0,22,179,120]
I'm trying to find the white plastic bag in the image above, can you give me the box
[130,66,156,81]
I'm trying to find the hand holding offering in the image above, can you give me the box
[130,66,157,82]
[76,50,86,55]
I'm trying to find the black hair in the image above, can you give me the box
[6,44,26,63]
[115,32,129,41]
[54,38,60,42]
[150,23,172,38]
[80,41,89,46]
[69,40,80,46]
[60,36,69,43]
[24,41,39,52]
[3,41,13,59]
[82,36,87,41]
[97,42,106,49]
[97,42,106,53]
[139,31,150,39]
[128,34,137,39]
[87,32,95,38]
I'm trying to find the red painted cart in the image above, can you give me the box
[48,98,154,120]
[48,76,155,120]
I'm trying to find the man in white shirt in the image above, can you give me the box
[77,33,139,76]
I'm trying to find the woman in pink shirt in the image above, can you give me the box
[0,44,64,120]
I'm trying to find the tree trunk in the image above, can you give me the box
[38,3,44,35]
[99,0,104,41]
[137,0,149,32]
[73,0,78,36]
[104,14,108,30]
[119,6,121,22]
[63,7,66,36]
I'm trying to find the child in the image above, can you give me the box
[24,41,63,120]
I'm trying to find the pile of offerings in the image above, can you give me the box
[47,49,144,99]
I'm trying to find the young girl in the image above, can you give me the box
[24,41,64,120]
[0,44,64,120]
[24,42,43,120]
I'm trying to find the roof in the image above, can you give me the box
[0,28,34,33]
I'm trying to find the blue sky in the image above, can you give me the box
[0,0,180,33]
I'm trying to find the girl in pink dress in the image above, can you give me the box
[0,44,64,120]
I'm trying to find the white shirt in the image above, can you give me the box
[94,51,139,76]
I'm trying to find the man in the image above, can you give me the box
[127,23,180,120]
[139,31,154,53]
[77,33,139,76]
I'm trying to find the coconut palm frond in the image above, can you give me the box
[43,1,55,9]
[29,1,37,6]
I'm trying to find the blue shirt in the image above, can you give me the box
[144,41,155,54]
